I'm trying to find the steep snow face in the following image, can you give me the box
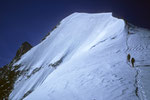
[14,12,124,69]
[9,13,150,100]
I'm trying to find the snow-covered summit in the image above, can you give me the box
[6,13,150,100]
[15,12,124,69]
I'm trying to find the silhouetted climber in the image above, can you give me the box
[127,54,131,62]
[131,58,135,67]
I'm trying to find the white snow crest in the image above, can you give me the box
[9,13,150,100]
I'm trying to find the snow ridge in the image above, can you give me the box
[9,12,150,100]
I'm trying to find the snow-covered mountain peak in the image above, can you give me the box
[15,12,125,68]
[1,12,150,100]
[11,13,129,100]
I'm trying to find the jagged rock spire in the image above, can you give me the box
[13,42,32,62]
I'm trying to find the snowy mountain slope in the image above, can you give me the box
[8,13,150,100]
[125,25,150,100]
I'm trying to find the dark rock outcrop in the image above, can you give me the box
[13,42,32,62]
[0,42,32,99]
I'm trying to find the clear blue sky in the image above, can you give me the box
[0,0,150,67]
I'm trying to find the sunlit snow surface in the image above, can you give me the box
[9,13,150,100]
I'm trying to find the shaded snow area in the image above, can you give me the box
[9,13,150,100]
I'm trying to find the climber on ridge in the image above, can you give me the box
[131,58,135,67]
[127,54,131,62]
